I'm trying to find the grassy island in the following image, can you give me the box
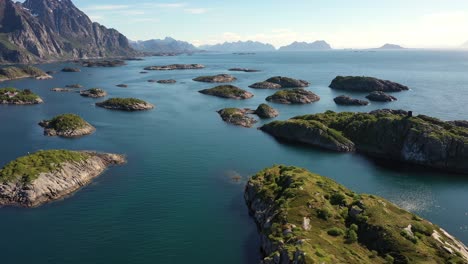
[245,165,468,264]
[199,85,253,99]
[0,87,42,104]
[0,66,49,81]
[96,98,154,111]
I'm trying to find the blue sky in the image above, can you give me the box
[74,0,468,48]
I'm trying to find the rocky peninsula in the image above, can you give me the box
[217,108,257,128]
[80,88,107,98]
[199,85,254,100]
[250,76,310,89]
[0,150,125,207]
[144,64,205,71]
[266,89,320,104]
[96,98,154,111]
[0,88,43,105]
[193,74,237,83]
[39,114,95,138]
[245,165,468,264]
[330,76,409,92]
[334,95,369,106]
[261,110,468,173]
[0,66,51,82]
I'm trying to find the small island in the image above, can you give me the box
[0,66,52,82]
[79,60,126,67]
[245,165,468,264]
[51,88,72,92]
[334,95,369,106]
[80,88,107,98]
[199,85,253,100]
[329,76,409,92]
[38,114,95,138]
[0,150,126,207]
[366,91,397,102]
[217,108,257,128]
[116,84,128,88]
[96,98,154,111]
[193,74,237,83]
[62,67,81,73]
[254,103,279,118]
[250,76,310,89]
[144,64,205,71]
[65,84,83,89]
[266,89,320,104]
[0,88,43,105]
[228,68,260,72]
[261,110,468,173]
[157,79,176,84]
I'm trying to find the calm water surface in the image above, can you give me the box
[0,50,467,264]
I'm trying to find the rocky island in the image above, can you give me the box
[0,88,43,105]
[62,67,81,73]
[255,104,279,118]
[217,108,258,128]
[245,165,468,264]
[334,95,369,106]
[366,91,397,102]
[266,89,320,104]
[330,76,409,92]
[199,85,254,100]
[157,79,177,84]
[250,76,310,89]
[0,150,126,207]
[193,74,237,83]
[0,66,51,82]
[228,68,260,72]
[116,84,128,88]
[261,110,468,173]
[80,88,107,98]
[65,84,83,89]
[144,64,205,71]
[38,114,95,138]
[96,98,154,111]
[79,60,126,67]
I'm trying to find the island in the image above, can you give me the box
[157,79,177,84]
[228,68,260,72]
[80,88,107,98]
[116,84,128,88]
[217,108,257,128]
[245,165,468,264]
[38,114,95,138]
[96,98,154,111]
[329,76,409,92]
[250,76,310,89]
[199,85,254,100]
[366,91,397,102]
[0,88,43,105]
[266,89,320,104]
[79,60,126,67]
[378,43,405,50]
[334,95,369,106]
[255,103,279,118]
[61,67,81,73]
[260,110,468,173]
[65,84,83,88]
[144,64,205,71]
[0,66,52,82]
[193,74,237,83]
[51,88,72,92]
[0,150,126,207]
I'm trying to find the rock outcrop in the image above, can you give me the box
[157,79,177,84]
[65,84,83,89]
[254,104,279,118]
[199,85,254,100]
[334,95,369,106]
[250,76,309,89]
[80,88,107,98]
[245,165,468,264]
[193,74,237,83]
[62,67,81,73]
[96,98,154,111]
[366,91,397,102]
[0,88,43,105]
[266,89,320,104]
[261,110,468,173]
[330,76,409,92]
[116,84,128,88]
[217,108,257,128]
[0,150,126,207]
[51,88,72,92]
[0,66,51,82]
[0,0,137,63]
[144,64,205,71]
[39,113,95,138]
[229,68,260,72]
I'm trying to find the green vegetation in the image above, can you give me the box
[0,150,89,184]
[0,66,46,80]
[98,98,146,107]
[246,165,467,263]
[46,114,88,131]
[0,87,40,103]
[199,85,251,98]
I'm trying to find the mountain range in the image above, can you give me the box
[0,0,136,63]
[278,41,332,51]
[200,41,276,52]
[130,37,199,54]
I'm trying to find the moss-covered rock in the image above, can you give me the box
[199,85,254,100]
[80,88,107,98]
[261,110,468,173]
[217,108,257,128]
[0,66,51,81]
[0,87,43,105]
[39,114,95,138]
[193,74,237,83]
[266,89,320,104]
[255,104,279,118]
[330,76,409,92]
[245,165,468,264]
[96,98,154,111]
[250,76,309,89]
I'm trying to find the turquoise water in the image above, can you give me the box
[0,50,467,264]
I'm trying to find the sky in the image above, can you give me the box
[72,0,468,48]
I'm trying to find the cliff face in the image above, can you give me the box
[0,0,136,63]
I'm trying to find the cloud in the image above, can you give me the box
[184,8,209,14]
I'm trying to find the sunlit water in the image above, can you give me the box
[0,50,467,264]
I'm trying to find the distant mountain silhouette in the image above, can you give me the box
[377,44,405,49]
[131,37,199,53]
[279,41,332,51]
[200,41,276,52]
